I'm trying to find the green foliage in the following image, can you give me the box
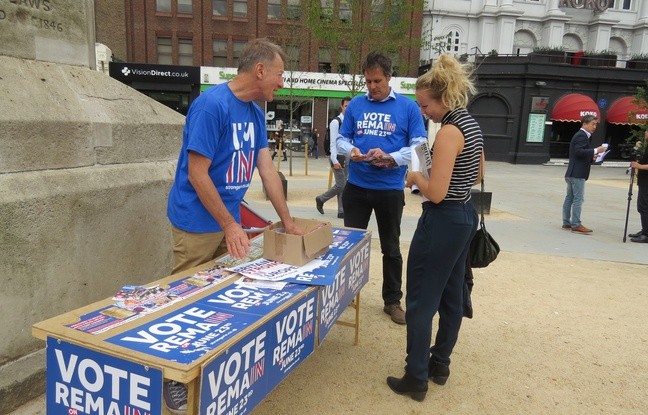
[623,81,648,159]
[630,53,648,61]
[531,46,565,53]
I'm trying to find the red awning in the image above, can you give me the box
[550,93,600,122]
[606,96,648,125]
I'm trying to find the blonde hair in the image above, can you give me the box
[415,54,476,110]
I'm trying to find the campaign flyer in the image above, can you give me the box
[46,337,162,415]
[66,266,234,335]
[318,235,371,343]
[200,290,317,415]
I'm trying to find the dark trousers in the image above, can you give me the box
[342,183,404,305]
[405,200,477,382]
[638,183,648,235]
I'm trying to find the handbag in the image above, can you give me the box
[469,179,500,268]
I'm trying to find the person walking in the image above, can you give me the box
[628,129,648,243]
[165,38,302,413]
[337,52,427,324]
[316,97,351,218]
[562,115,607,234]
[271,122,287,161]
[386,53,484,401]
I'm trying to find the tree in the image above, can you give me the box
[306,0,424,95]
[622,80,648,159]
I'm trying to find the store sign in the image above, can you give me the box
[109,62,200,84]
[201,67,417,96]
[558,0,610,11]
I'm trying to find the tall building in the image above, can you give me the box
[421,0,648,64]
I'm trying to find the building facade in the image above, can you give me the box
[421,0,648,64]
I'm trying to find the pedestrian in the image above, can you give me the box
[386,53,484,401]
[164,38,302,413]
[562,115,607,234]
[272,122,287,161]
[628,129,648,243]
[337,52,427,324]
[316,97,351,218]
[309,128,319,159]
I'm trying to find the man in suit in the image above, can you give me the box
[562,114,607,234]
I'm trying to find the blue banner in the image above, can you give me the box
[107,283,310,364]
[46,337,162,415]
[318,235,371,343]
[200,289,318,415]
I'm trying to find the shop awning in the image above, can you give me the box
[550,93,600,122]
[606,96,648,125]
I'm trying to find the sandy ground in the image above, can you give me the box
[10,163,648,415]
[251,245,648,415]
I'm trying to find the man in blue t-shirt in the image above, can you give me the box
[337,52,427,325]
[164,38,302,413]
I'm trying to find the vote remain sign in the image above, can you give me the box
[46,337,162,415]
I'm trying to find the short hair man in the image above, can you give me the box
[164,38,302,412]
[562,114,607,234]
[337,52,427,324]
[316,96,352,218]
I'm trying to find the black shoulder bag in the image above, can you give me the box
[469,179,500,268]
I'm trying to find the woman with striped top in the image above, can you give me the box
[387,54,485,401]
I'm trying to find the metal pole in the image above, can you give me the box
[623,166,635,243]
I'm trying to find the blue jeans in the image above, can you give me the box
[562,177,586,227]
[405,201,477,381]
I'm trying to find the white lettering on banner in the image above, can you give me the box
[207,284,272,310]
[636,114,648,120]
[347,243,370,294]
[580,111,598,117]
[320,266,347,326]
[53,349,152,412]
[272,298,315,365]
[205,332,266,414]
[118,307,219,352]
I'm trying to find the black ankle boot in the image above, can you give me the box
[386,372,428,401]
[428,360,450,385]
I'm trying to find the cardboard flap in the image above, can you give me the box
[303,223,333,257]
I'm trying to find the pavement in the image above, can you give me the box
[7,155,646,415]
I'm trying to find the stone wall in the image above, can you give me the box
[0,1,185,408]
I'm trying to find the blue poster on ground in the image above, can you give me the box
[200,289,318,415]
[46,337,162,415]
[318,235,371,343]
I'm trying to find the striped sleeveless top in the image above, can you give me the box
[433,108,483,202]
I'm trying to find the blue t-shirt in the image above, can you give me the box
[339,92,426,190]
[167,83,268,233]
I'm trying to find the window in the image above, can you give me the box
[213,0,227,16]
[371,0,384,26]
[614,0,631,10]
[446,30,460,53]
[157,37,172,64]
[338,48,350,74]
[268,0,281,19]
[286,45,300,70]
[339,0,351,22]
[319,47,331,73]
[288,0,301,19]
[233,0,247,17]
[213,40,227,66]
[178,0,192,13]
[233,41,246,68]
[319,0,333,20]
[156,0,171,12]
[178,39,193,65]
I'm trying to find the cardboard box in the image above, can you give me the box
[263,217,333,266]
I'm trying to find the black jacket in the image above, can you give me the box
[565,129,595,180]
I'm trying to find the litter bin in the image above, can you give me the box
[264,171,288,200]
